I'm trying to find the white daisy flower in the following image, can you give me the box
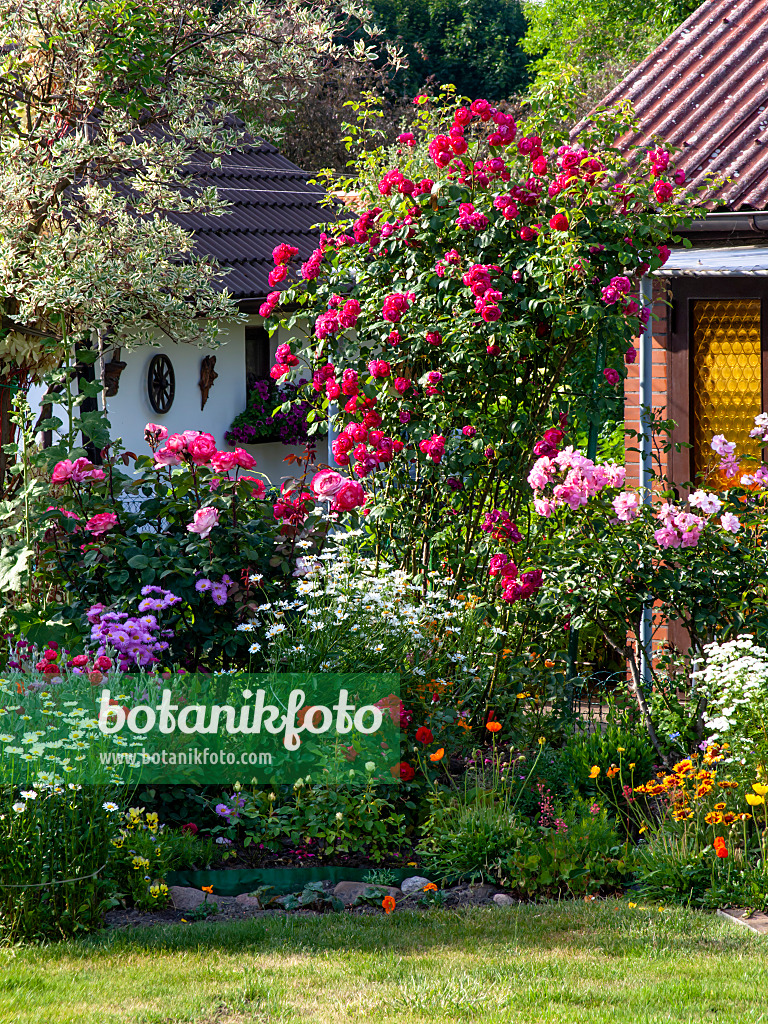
[249,643,262,654]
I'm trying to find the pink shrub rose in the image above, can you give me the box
[84,512,118,536]
[330,479,366,512]
[186,506,219,539]
[311,470,346,500]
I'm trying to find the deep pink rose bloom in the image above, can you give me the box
[330,479,366,512]
[51,460,75,484]
[549,213,569,231]
[233,448,256,469]
[186,506,219,539]
[167,433,190,453]
[625,347,637,365]
[69,457,102,483]
[240,475,266,499]
[603,368,621,385]
[210,450,238,473]
[462,425,476,437]
[311,469,346,500]
[84,512,118,536]
[653,180,674,203]
[187,433,217,465]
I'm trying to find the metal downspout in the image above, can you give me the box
[639,276,654,687]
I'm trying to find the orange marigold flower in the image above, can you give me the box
[695,784,714,799]
[486,721,502,733]
[673,759,694,775]
[382,895,396,914]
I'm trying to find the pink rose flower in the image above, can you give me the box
[154,447,181,467]
[186,506,219,539]
[187,433,217,465]
[311,470,346,500]
[84,512,118,536]
[603,367,620,386]
[720,512,741,534]
[330,479,366,512]
[210,450,238,473]
[612,491,640,522]
[233,448,256,469]
[51,460,75,484]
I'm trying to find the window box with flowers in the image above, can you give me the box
[225,377,312,447]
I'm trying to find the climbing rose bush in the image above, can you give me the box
[261,90,694,599]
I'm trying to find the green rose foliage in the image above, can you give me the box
[13,400,329,670]
[267,90,694,602]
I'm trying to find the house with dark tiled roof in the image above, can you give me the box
[93,137,328,483]
[589,0,768,662]
[594,0,768,492]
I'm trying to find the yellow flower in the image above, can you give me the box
[713,802,726,811]
[628,902,637,908]
[658,907,664,913]
[752,783,768,796]
[746,793,765,806]
[538,736,546,746]
[407,862,417,867]
[617,748,625,753]
[588,766,600,779]
[629,763,636,769]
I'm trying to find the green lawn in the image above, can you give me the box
[0,902,763,1024]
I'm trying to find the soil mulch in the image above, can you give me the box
[103,881,502,930]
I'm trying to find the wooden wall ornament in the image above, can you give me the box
[103,347,127,397]
[147,354,175,414]
[199,354,218,410]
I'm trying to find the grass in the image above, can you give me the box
[0,902,764,1024]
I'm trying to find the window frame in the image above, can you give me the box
[667,277,768,486]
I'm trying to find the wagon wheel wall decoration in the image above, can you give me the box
[147,354,175,414]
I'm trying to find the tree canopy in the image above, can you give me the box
[0,0,381,375]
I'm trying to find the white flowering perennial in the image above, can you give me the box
[701,634,768,766]
[239,542,504,689]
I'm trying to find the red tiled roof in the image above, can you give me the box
[594,0,768,211]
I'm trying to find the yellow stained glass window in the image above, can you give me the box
[692,299,762,483]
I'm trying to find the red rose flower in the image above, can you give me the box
[415,726,434,745]
[391,761,415,782]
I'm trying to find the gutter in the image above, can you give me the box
[685,211,768,234]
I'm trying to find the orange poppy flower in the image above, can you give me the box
[201,885,214,894]
[382,895,396,914]
[429,748,445,762]
[486,721,502,733]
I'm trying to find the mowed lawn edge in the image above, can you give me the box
[0,902,764,1024]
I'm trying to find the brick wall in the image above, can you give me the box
[624,279,672,488]
[624,279,678,663]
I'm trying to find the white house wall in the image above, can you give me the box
[28,318,322,488]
